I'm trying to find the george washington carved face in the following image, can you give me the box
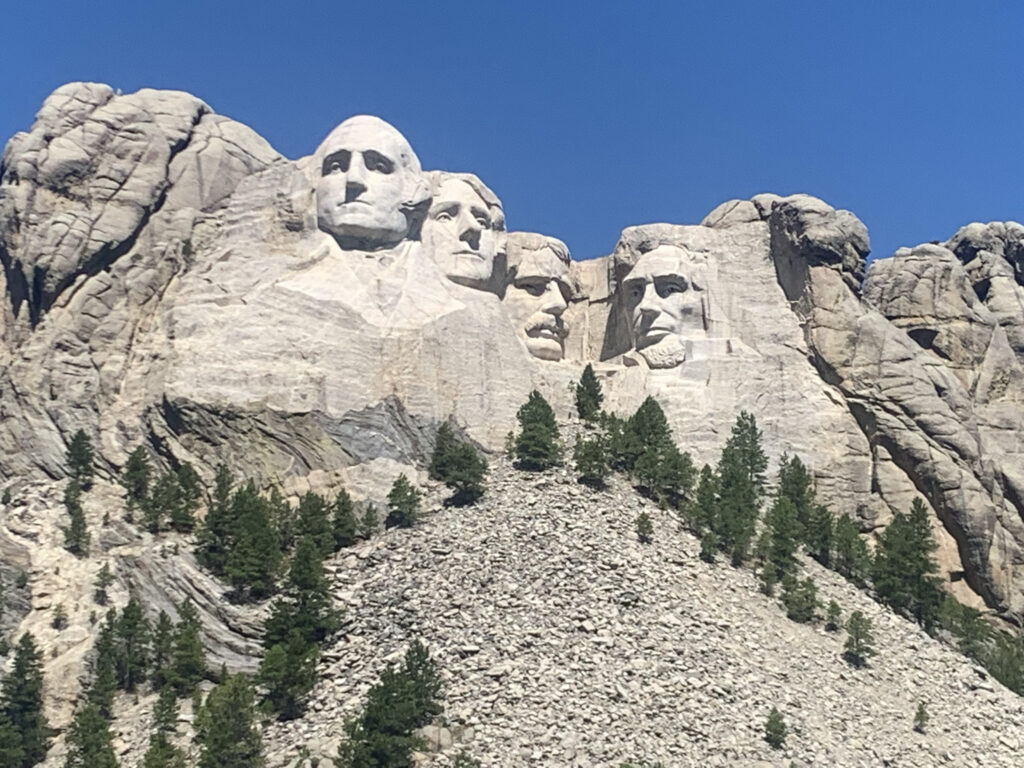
[315,115,429,251]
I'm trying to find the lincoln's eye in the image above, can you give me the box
[658,279,687,298]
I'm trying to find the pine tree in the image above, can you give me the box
[762,496,801,586]
[574,363,604,422]
[513,390,561,470]
[804,503,834,566]
[337,641,442,768]
[873,498,943,628]
[258,630,318,721]
[825,600,842,631]
[332,489,358,549]
[114,598,150,691]
[142,685,186,768]
[385,474,421,529]
[687,464,718,534]
[844,610,876,668]
[832,512,870,586]
[429,424,488,506]
[573,435,609,488]
[763,707,786,749]
[635,511,654,544]
[63,480,90,557]
[224,482,282,601]
[122,447,151,510]
[0,714,24,768]
[94,563,115,605]
[197,465,235,574]
[267,487,294,553]
[264,536,338,648]
[781,576,819,623]
[172,463,202,532]
[146,471,181,534]
[89,612,118,718]
[296,492,334,557]
[63,702,118,768]
[359,503,379,539]
[149,611,175,691]
[196,674,264,768]
[1,633,51,768]
[66,429,95,490]
[913,701,929,734]
[776,454,814,537]
[169,601,206,695]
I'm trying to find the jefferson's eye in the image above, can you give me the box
[475,215,490,227]
[435,212,453,222]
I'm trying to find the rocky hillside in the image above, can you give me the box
[10,446,1020,768]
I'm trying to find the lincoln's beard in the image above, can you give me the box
[638,335,686,369]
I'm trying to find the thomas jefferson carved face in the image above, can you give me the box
[315,116,429,250]
[504,236,571,361]
[423,177,504,289]
[623,245,709,368]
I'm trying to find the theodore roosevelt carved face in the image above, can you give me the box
[422,172,505,289]
[622,244,710,368]
[315,115,430,251]
[503,233,572,361]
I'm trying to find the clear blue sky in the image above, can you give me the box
[2,1,1021,262]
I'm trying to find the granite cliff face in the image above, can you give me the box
[2,82,1023,624]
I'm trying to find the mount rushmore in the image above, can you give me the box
[1,82,1023,621]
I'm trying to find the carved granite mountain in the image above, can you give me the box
[2,81,1024,623]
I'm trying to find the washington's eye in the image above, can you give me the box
[321,151,350,175]
[363,151,394,174]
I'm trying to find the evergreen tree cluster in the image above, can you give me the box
[513,390,562,470]
[0,634,51,768]
[196,466,369,602]
[120,448,203,534]
[336,640,443,768]
[259,534,339,720]
[429,423,488,506]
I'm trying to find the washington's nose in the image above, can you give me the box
[344,155,369,199]
[541,282,567,315]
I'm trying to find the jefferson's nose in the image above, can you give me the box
[458,210,482,250]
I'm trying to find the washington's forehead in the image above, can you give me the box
[318,116,418,165]
[433,178,486,208]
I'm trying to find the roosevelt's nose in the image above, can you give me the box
[541,281,567,315]
[344,154,368,199]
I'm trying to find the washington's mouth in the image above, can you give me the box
[453,249,483,258]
